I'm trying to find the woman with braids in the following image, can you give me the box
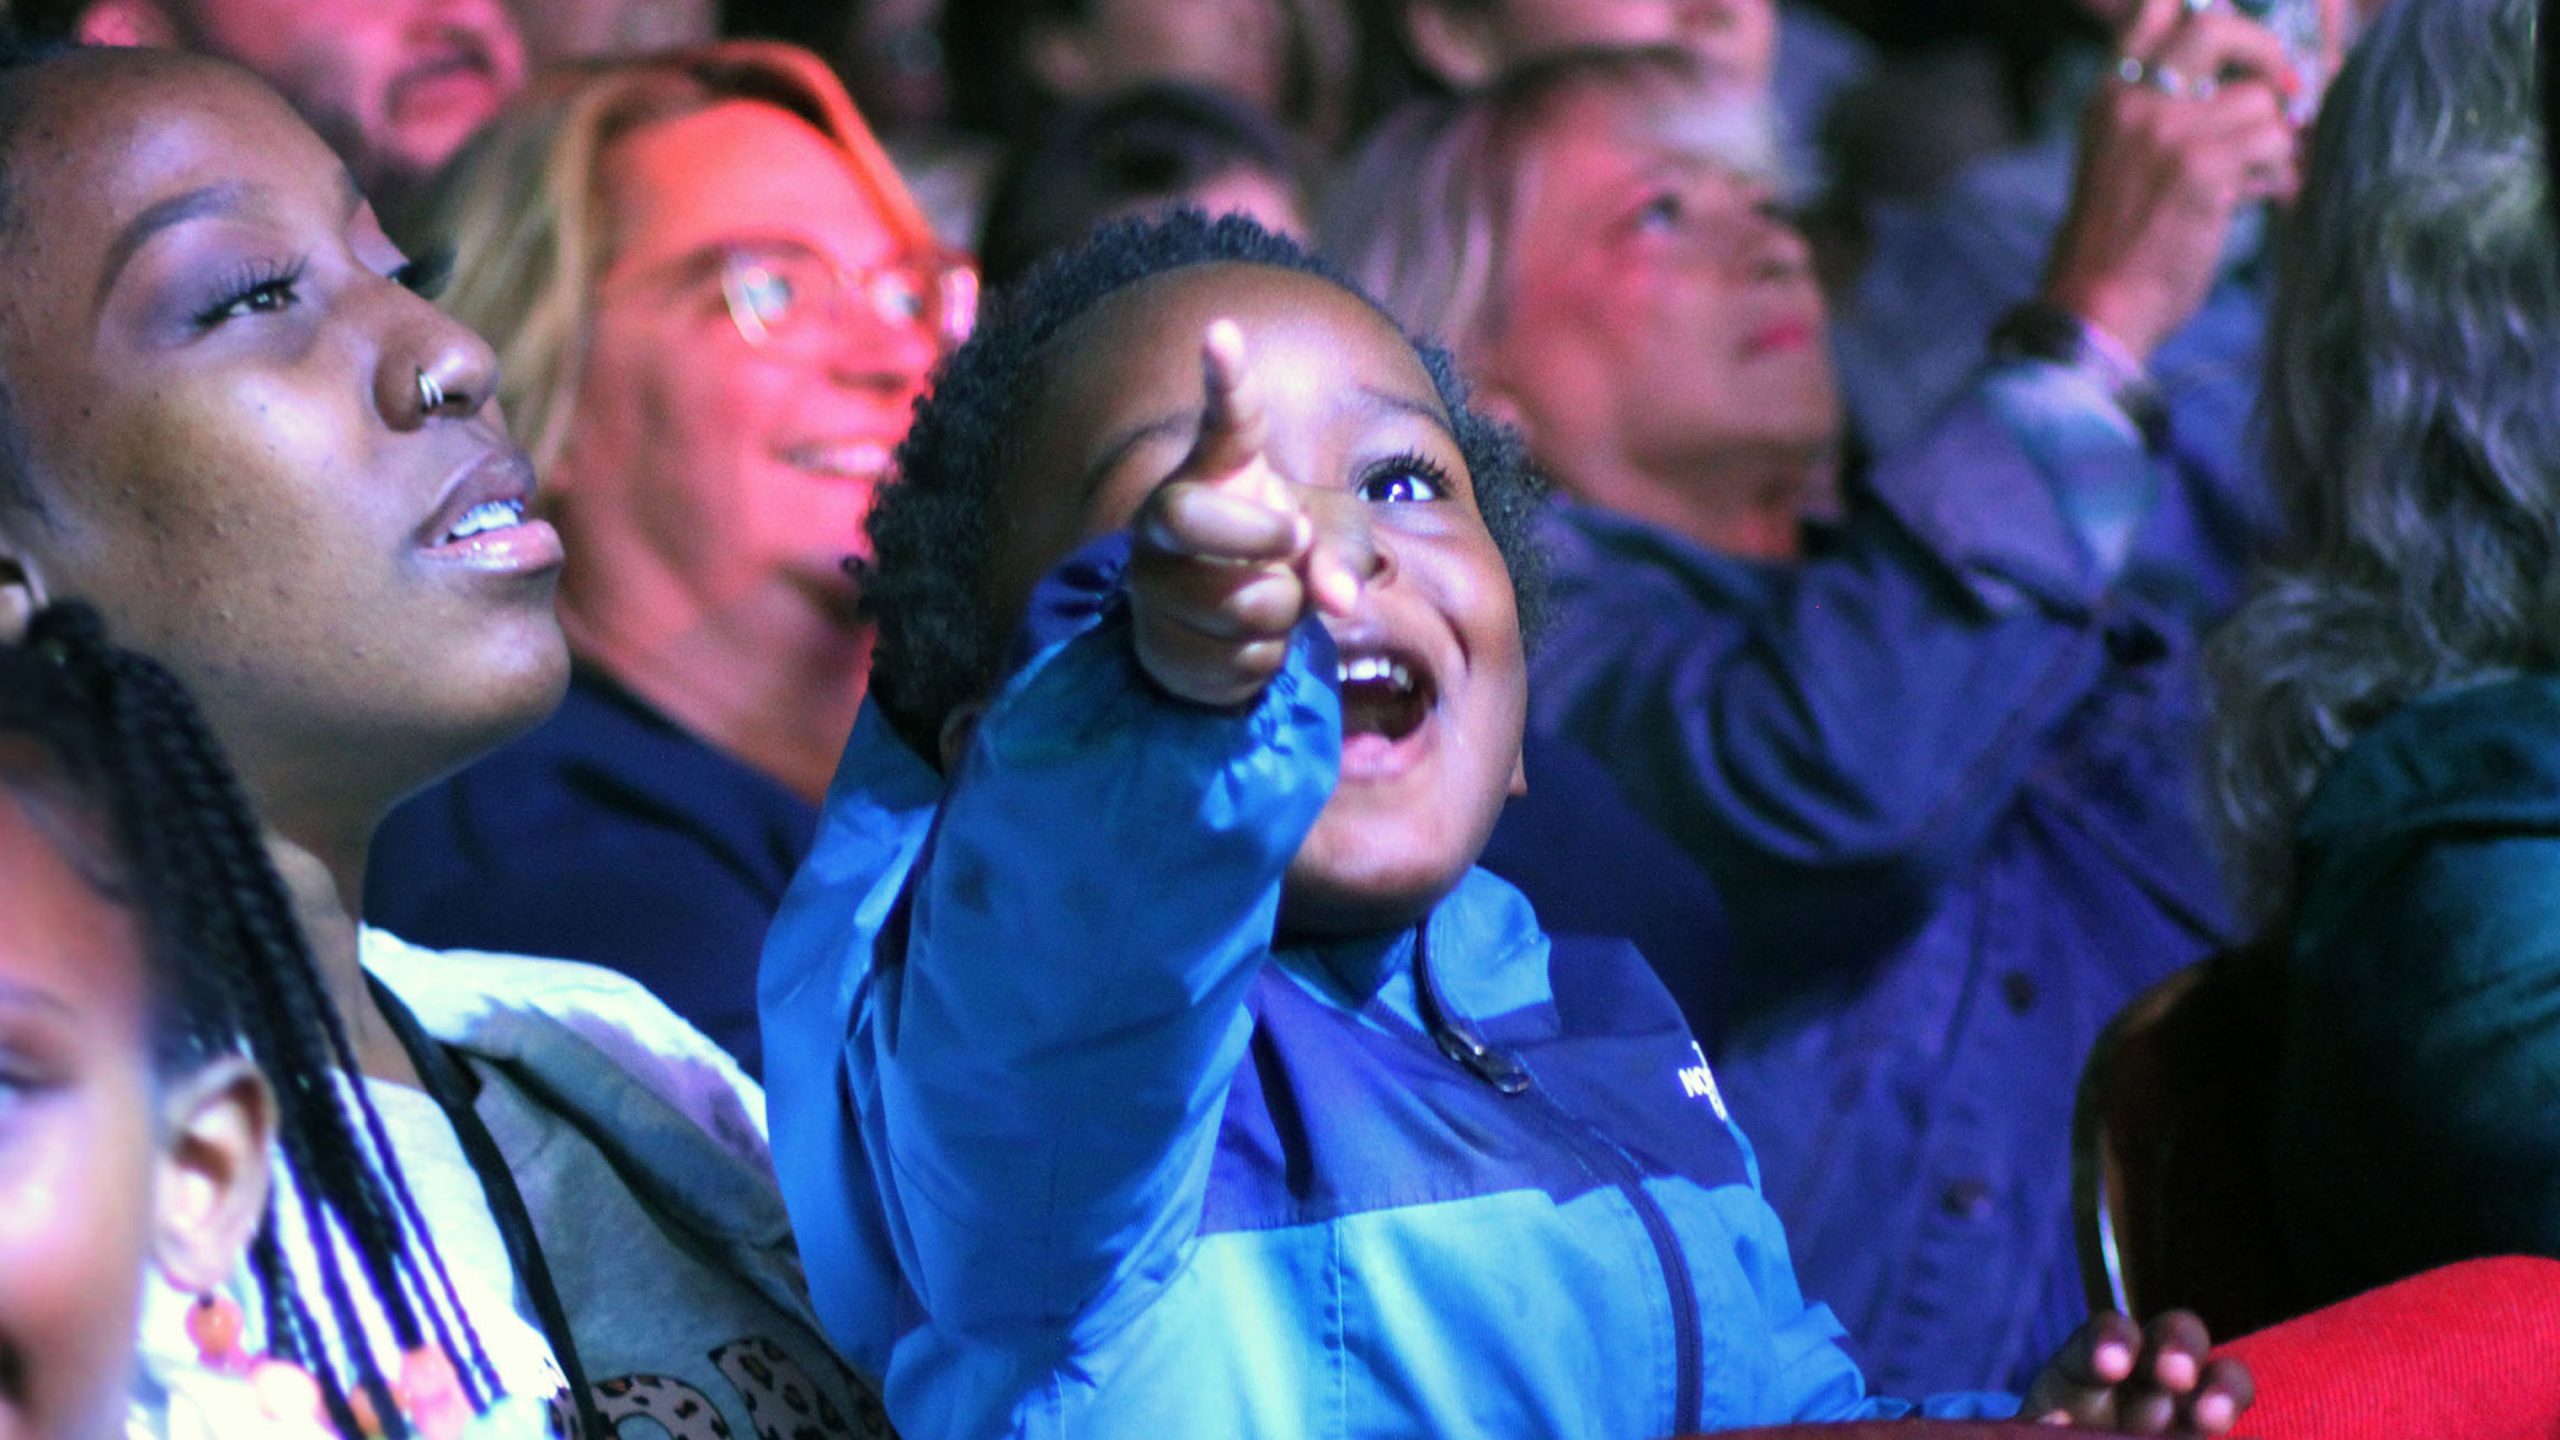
[1,604,547,1439]
[2208,0,2560,1313]
[0,40,889,1440]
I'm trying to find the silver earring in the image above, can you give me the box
[417,369,447,412]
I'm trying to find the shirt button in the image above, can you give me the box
[2105,620,2169,666]
[1941,1178,1993,1219]
[2002,971,2038,1014]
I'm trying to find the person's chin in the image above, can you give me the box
[398,631,572,797]
[1277,833,1467,943]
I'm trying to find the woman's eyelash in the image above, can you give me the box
[191,256,307,329]
[392,243,456,300]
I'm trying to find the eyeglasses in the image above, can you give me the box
[717,240,978,356]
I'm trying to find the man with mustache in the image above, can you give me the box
[14,0,527,228]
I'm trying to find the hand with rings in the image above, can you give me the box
[2038,0,2307,364]
[2113,55,2219,101]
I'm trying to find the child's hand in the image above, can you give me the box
[2020,1310,2254,1433]
[1128,320,1366,708]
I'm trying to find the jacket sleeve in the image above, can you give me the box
[860,551,1341,1352]
[1533,367,2158,964]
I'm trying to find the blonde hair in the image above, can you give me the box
[411,40,937,475]
[1323,43,1779,356]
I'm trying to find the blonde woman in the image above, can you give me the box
[371,43,974,1077]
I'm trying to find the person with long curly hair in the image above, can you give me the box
[2208,0,2560,1314]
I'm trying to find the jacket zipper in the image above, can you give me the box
[1412,936,1705,1436]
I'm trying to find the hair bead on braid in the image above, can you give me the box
[2,602,505,1437]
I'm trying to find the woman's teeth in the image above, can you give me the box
[444,498,524,543]
[783,441,892,480]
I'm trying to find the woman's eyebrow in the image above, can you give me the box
[0,976,74,1019]
[95,180,254,307]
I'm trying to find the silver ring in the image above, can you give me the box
[2182,0,2214,15]
[2115,55,2216,99]
[417,369,446,412]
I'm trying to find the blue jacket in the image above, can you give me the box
[1528,370,2241,1394]
[2277,675,2560,1310]
[760,546,2010,1439]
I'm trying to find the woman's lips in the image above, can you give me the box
[1743,317,1818,358]
[417,449,563,574]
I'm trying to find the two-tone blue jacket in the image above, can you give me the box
[760,546,2011,1438]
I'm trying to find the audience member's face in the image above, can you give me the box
[841,0,951,132]
[1036,0,1293,115]
[1481,83,1837,485]
[506,0,713,65]
[557,101,939,639]
[0,55,568,833]
[1414,0,1775,96]
[0,765,163,1440]
[175,0,526,213]
[1002,263,1527,937]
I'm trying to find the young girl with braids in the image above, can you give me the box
[1,603,548,1439]
[0,42,888,1440]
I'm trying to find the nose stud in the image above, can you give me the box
[417,368,448,413]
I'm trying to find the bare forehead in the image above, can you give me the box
[0,52,332,234]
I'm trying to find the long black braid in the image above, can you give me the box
[1,603,504,1436]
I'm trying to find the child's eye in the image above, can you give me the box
[1357,454,1451,504]
[192,258,307,329]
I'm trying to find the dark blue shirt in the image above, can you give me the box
[1528,362,2247,1394]
[367,666,817,1076]
[1482,733,1734,1047]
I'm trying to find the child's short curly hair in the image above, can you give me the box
[863,208,1547,761]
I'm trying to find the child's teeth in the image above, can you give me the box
[1334,656,1415,691]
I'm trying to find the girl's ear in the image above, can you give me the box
[0,508,54,646]
[150,1057,275,1294]
[1507,745,1527,799]
[0,554,42,647]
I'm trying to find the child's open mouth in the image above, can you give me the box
[1337,648,1435,778]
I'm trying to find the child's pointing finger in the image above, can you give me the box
[1140,479,1312,564]
[1181,319,1273,488]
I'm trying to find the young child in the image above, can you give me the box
[761,211,2252,1438]
[0,605,547,1440]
